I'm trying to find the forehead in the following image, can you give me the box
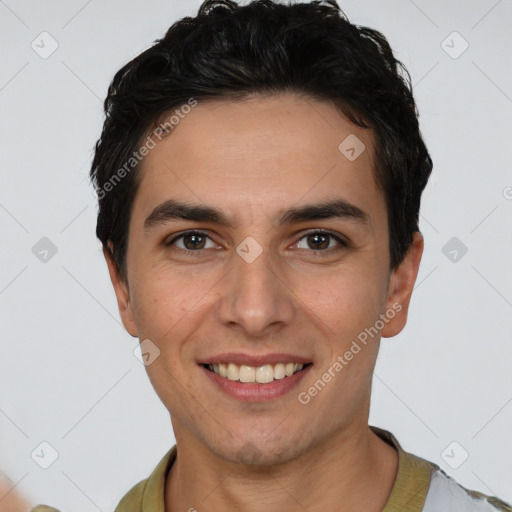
[132,93,383,227]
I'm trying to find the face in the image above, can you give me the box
[105,93,423,465]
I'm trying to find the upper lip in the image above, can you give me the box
[199,353,313,367]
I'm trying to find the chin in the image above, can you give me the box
[214,433,305,467]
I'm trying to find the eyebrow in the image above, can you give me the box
[143,198,370,233]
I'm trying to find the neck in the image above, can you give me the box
[165,422,398,512]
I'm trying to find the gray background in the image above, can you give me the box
[1,0,511,509]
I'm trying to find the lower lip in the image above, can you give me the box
[200,364,312,402]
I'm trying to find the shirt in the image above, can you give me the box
[31,426,512,512]
[111,426,511,512]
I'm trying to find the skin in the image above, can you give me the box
[0,477,32,512]
[105,93,424,511]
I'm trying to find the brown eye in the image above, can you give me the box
[307,233,329,250]
[166,231,216,251]
[182,233,207,250]
[296,230,348,252]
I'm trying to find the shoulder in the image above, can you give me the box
[113,477,148,512]
[370,426,511,512]
[113,445,177,512]
[423,467,512,512]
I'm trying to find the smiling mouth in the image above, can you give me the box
[203,362,312,384]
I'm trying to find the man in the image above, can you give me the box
[84,0,509,511]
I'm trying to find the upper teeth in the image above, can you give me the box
[208,362,304,384]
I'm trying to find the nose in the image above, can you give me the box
[216,244,296,338]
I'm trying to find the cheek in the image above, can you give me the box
[134,274,201,402]
[131,286,170,339]
[306,268,385,338]
[129,268,217,377]
[131,266,203,331]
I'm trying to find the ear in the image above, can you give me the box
[103,241,138,338]
[381,231,424,338]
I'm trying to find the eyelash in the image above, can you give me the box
[165,229,349,256]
